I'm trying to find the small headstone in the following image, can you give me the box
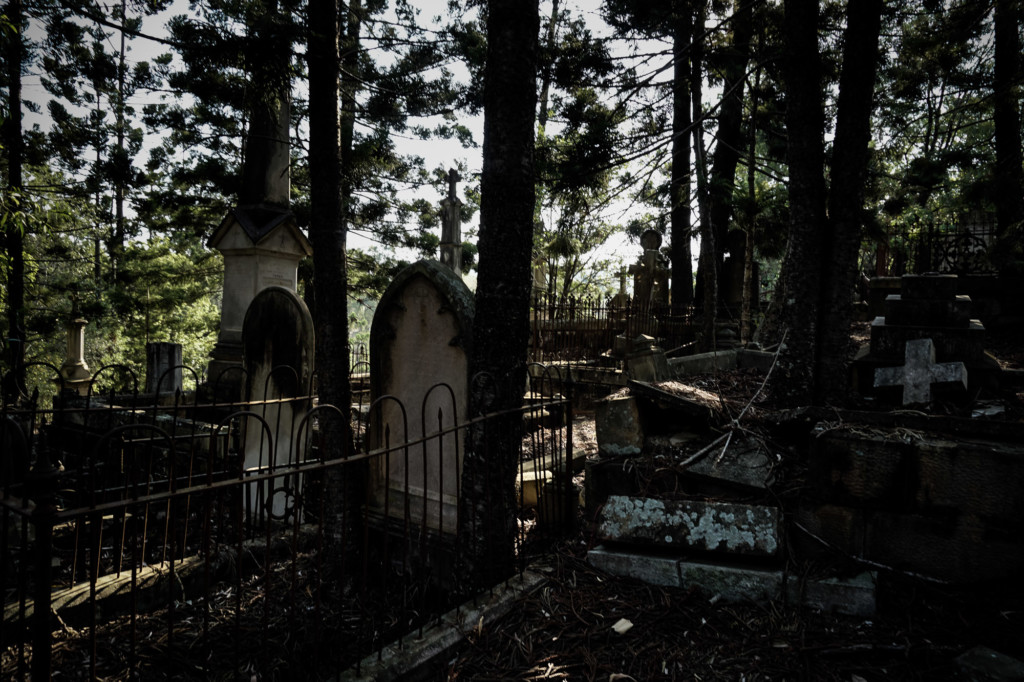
[596,395,644,458]
[146,342,182,395]
[241,286,315,520]
[624,334,671,381]
[369,260,474,535]
[874,338,967,405]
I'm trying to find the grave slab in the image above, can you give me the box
[669,349,738,376]
[684,436,774,490]
[900,273,959,300]
[678,559,784,604]
[587,545,682,587]
[869,317,986,362]
[343,571,547,682]
[589,547,876,614]
[874,338,967,404]
[955,646,1024,682]
[596,495,780,557]
[884,294,972,327]
[786,572,877,618]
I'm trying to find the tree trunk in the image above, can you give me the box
[2,0,25,385]
[692,1,716,351]
[308,0,355,587]
[993,0,1024,267]
[740,42,759,345]
[707,0,753,287]
[458,0,538,592]
[817,0,883,402]
[670,0,693,311]
[769,0,826,403]
[536,0,559,135]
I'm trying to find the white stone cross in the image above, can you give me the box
[874,338,967,405]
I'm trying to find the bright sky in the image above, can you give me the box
[22,0,701,293]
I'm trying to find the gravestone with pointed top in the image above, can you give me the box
[874,338,967,405]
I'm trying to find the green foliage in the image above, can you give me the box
[1,164,218,392]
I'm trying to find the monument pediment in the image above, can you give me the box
[208,206,312,257]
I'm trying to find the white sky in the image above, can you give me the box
[23,0,702,292]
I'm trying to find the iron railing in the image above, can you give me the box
[529,293,696,366]
[1,363,575,680]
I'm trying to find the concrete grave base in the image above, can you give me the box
[587,546,876,617]
[804,425,1024,583]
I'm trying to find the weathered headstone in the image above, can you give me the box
[874,338,967,405]
[241,286,315,520]
[59,317,92,396]
[146,342,182,395]
[369,260,474,535]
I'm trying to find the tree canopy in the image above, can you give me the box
[1,0,1021,408]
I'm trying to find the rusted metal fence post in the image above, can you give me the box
[29,447,60,681]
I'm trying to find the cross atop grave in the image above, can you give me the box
[446,168,459,200]
[439,168,463,275]
[874,338,968,405]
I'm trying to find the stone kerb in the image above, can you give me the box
[369,260,474,536]
[241,286,315,521]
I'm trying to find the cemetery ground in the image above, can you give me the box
[444,321,1024,681]
[4,320,1024,680]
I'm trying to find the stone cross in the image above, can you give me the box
[874,338,967,405]
[447,168,460,201]
[440,168,463,275]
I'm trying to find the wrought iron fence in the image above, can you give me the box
[529,293,696,366]
[866,214,998,277]
[1,363,575,680]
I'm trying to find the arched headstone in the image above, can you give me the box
[369,260,474,535]
[241,286,315,520]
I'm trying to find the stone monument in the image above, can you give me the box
[629,229,669,308]
[854,273,999,401]
[368,260,474,535]
[240,286,315,520]
[207,89,312,391]
[439,168,463,275]
[59,317,92,396]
